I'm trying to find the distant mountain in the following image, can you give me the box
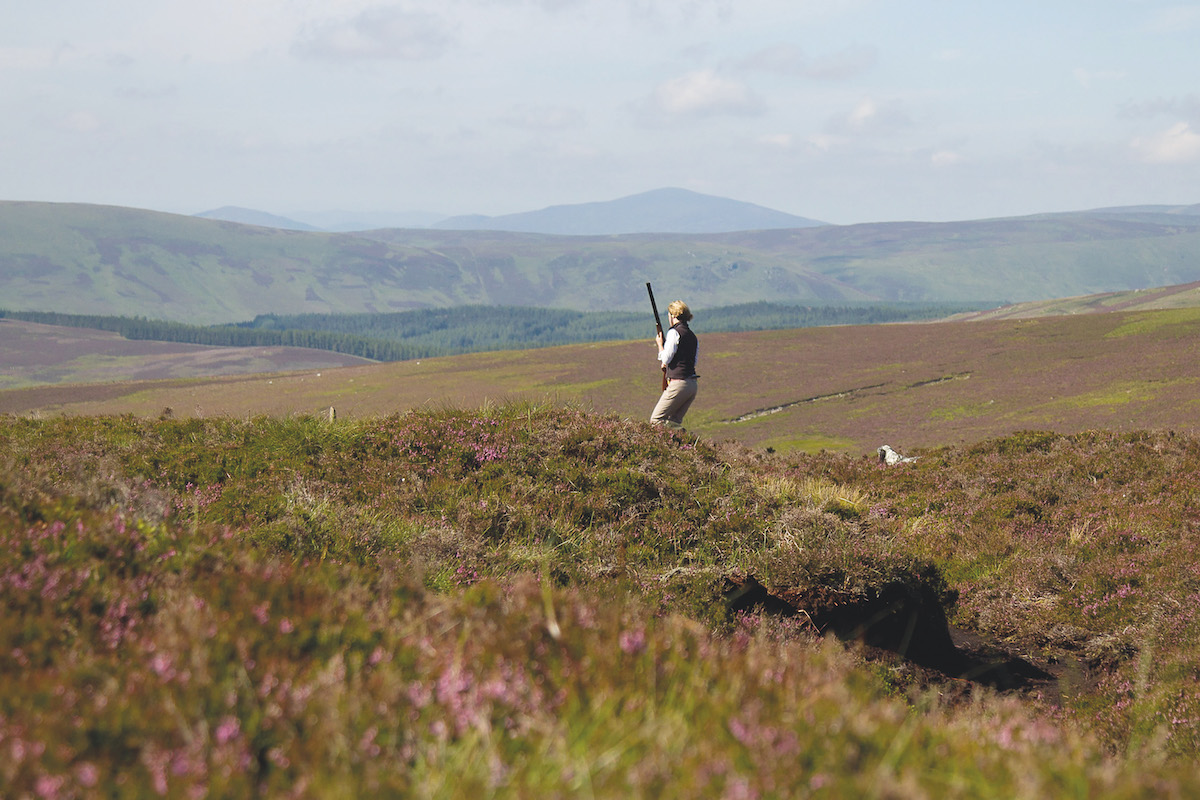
[194,206,320,231]
[195,207,449,232]
[432,188,827,235]
[288,210,448,232]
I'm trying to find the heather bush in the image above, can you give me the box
[0,506,1193,798]
[6,409,1200,795]
[791,429,1200,754]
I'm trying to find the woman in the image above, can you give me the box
[650,300,699,427]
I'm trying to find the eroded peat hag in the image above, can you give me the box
[725,574,1054,696]
[725,573,958,670]
[4,406,1200,795]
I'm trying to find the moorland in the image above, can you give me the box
[4,301,1200,455]
[6,398,1200,796]
[7,194,1200,796]
[5,297,1200,795]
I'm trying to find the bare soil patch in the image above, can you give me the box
[726,574,1061,702]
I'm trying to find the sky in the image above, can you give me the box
[3,0,1200,225]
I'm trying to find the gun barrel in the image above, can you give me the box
[646,282,664,335]
[646,282,667,390]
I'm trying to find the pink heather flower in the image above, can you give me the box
[252,603,270,625]
[279,618,295,634]
[996,723,1017,750]
[618,628,647,655]
[150,653,174,679]
[215,716,241,745]
[359,727,382,758]
[35,774,66,799]
[75,763,99,787]
[407,681,432,709]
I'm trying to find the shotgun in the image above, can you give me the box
[646,282,668,390]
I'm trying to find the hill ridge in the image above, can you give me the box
[6,198,1200,324]
[432,187,827,234]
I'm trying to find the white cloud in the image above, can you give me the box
[1131,121,1200,163]
[293,6,456,61]
[931,150,963,167]
[758,132,794,148]
[0,45,62,71]
[805,133,839,152]
[60,111,102,133]
[802,44,877,81]
[739,43,806,73]
[1072,67,1126,89]
[637,69,764,122]
[739,43,876,80]
[1145,5,1200,33]
[848,98,878,127]
[826,96,910,136]
[500,104,586,130]
[1119,94,1200,124]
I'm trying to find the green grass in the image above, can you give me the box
[1103,307,1200,338]
[7,406,1200,795]
[1040,379,1197,411]
[757,433,855,454]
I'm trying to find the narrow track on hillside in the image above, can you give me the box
[721,383,889,424]
[720,373,973,424]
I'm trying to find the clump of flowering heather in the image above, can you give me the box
[783,428,1200,754]
[0,495,1194,797]
[1,405,927,622]
[5,407,1200,794]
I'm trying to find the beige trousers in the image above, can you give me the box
[650,377,698,427]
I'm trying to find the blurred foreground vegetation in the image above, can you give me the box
[3,405,1200,797]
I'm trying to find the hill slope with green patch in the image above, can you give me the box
[5,201,1200,323]
[4,304,1200,457]
[953,279,1200,320]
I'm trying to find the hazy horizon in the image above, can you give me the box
[5,2,1200,225]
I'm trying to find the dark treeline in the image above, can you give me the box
[0,310,439,361]
[2,301,993,362]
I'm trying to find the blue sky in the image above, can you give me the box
[3,0,1199,224]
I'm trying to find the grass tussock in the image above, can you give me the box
[3,405,1200,795]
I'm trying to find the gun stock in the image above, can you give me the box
[646,282,668,391]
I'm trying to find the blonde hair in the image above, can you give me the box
[667,300,693,323]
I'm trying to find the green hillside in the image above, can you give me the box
[952,279,1200,320]
[4,201,1200,324]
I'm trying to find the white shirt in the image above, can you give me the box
[658,327,679,367]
